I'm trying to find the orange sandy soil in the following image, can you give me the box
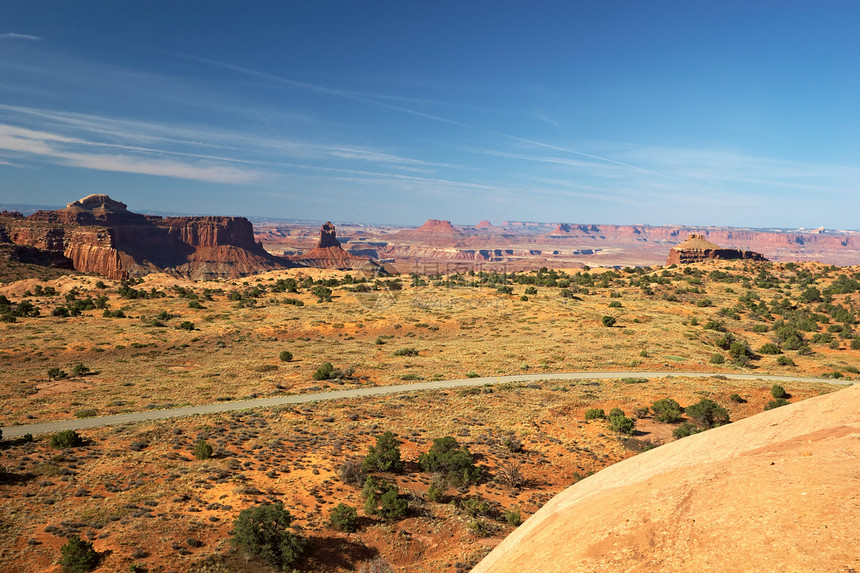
[0,376,836,572]
[1,261,858,427]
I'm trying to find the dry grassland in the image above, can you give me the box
[0,260,855,571]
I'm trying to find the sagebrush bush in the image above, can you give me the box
[279,350,293,362]
[50,430,83,449]
[672,422,702,440]
[418,436,481,486]
[764,398,790,410]
[650,398,683,423]
[584,408,605,420]
[685,398,729,428]
[193,440,213,460]
[608,414,635,435]
[770,384,787,399]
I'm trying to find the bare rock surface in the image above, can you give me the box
[474,384,860,573]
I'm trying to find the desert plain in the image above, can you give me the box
[0,257,857,571]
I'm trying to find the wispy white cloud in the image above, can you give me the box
[0,32,41,41]
[0,124,263,184]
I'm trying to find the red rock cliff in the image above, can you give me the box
[0,194,288,279]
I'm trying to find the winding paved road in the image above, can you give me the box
[2,371,853,438]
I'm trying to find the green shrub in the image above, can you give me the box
[59,535,100,572]
[685,398,729,428]
[329,503,359,532]
[465,371,479,378]
[418,436,481,486]
[520,295,529,301]
[524,287,537,295]
[758,343,780,355]
[608,407,624,419]
[503,508,523,526]
[650,398,683,423]
[609,301,622,308]
[311,285,333,302]
[233,502,307,570]
[770,384,787,399]
[710,353,725,364]
[608,414,635,435]
[47,367,68,380]
[193,440,213,460]
[278,350,293,362]
[601,315,616,327]
[362,431,403,473]
[75,409,97,419]
[50,430,83,449]
[393,348,419,357]
[584,408,605,420]
[672,422,702,439]
[459,497,490,518]
[729,393,745,403]
[313,362,336,380]
[689,317,699,326]
[178,320,194,331]
[72,363,90,377]
[776,355,795,366]
[426,474,448,503]
[188,300,204,309]
[729,341,753,366]
[764,398,790,410]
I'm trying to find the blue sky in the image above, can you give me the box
[1,1,859,228]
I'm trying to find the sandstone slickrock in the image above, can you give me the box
[473,384,860,573]
[0,194,288,279]
[666,233,767,265]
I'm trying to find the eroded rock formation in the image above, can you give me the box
[666,234,767,265]
[289,221,374,270]
[0,194,288,279]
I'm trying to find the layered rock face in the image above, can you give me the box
[391,219,465,245]
[666,234,767,265]
[0,194,287,279]
[474,384,860,573]
[289,222,373,270]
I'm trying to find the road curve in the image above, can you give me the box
[2,371,853,438]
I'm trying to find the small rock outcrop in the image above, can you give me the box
[0,194,289,279]
[666,234,767,265]
[289,222,374,270]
